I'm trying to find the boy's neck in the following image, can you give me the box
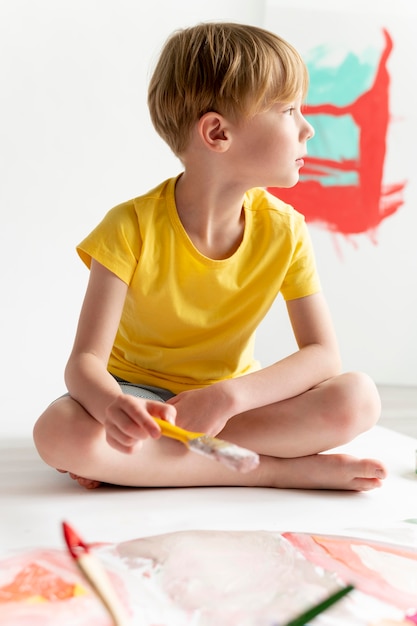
[174,171,246,260]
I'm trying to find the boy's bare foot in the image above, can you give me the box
[271,453,387,491]
[57,469,102,490]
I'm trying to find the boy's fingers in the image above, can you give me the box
[147,401,176,424]
[131,411,163,437]
[106,413,156,443]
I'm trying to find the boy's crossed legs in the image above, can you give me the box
[33,372,386,491]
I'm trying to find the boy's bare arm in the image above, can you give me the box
[229,292,342,410]
[64,260,170,452]
[64,259,130,418]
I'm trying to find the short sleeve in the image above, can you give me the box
[280,217,321,301]
[76,201,142,285]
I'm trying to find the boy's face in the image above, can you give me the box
[230,99,314,189]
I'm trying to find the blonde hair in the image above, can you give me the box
[148,22,309,156]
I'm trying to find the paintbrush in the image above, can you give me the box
[153,417,260,472]
[280,583,355,626]
[62,521,130,626]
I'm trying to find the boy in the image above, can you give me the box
[33,22,386,490]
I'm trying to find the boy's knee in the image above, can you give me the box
[33,410,54,464]
[33,403,66,467]
[338,371,381,431]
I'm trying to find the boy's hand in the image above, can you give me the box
[103,393,176,454]
[166,384,234,436]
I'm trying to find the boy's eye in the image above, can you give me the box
[285,107,295,115]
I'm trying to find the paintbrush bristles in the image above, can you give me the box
[153,416,260,472]
[189,435,260,472]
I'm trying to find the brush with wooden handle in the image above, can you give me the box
[153,417,260,473]
[62,522,131,626]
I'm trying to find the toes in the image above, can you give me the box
[349,476,384,491]
[360,458,387,480]
[56,469,101,489]
[314,454,387,491]
[81,479,102,489]
[68,472,102,489]
[76,477,101,489]
[340,456,387,491]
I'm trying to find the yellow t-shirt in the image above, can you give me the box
[77,176,321,393]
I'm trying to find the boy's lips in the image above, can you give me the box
[296,157,305,167]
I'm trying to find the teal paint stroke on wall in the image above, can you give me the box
[300,168,359,187]
[305,46,379,106]
[306,114,359,160]
[302,45,377,181]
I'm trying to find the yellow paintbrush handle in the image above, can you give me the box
[153,417,204,445]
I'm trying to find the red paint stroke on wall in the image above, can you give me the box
[268,29,406,237]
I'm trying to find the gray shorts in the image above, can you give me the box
[112,376,175,402]
[58,377,175,403]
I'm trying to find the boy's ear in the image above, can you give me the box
[197,112,231,152]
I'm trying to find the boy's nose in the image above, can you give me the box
[305,119,315,140]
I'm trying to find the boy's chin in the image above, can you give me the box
[270,179,299,190]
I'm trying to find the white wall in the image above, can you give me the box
[1,0,415,438]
